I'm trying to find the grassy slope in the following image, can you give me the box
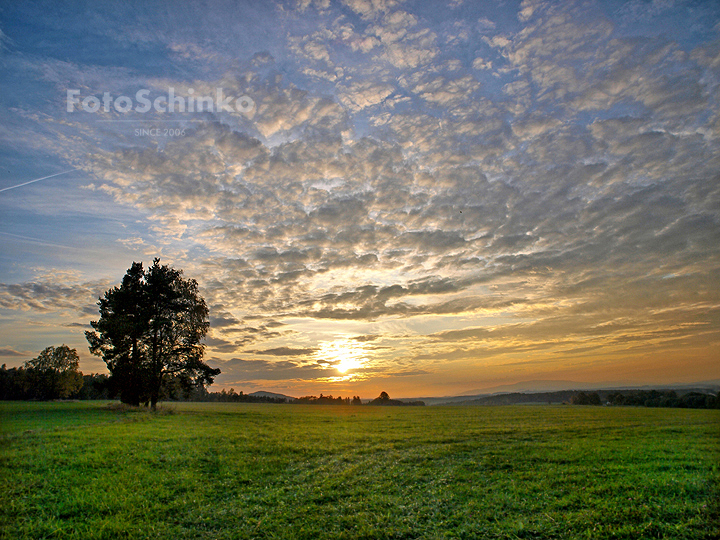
[1,401,718,539]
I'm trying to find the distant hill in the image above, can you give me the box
[403,381,720,406]
[461,380,617,394]
[439,388,719,407]
[454,390,578,406]
[459,379,720,395]
[408,394,485,406]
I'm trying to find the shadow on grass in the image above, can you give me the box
[104,402,176,415]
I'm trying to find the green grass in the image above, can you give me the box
[1,402,718,539]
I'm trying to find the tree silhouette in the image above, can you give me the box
[24,345,83,400]
[367,391,425,406]
[86,259,220,408]
[570,391,602,406]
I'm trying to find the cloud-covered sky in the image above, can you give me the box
[1,0,718,397]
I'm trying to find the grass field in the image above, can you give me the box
[1,401,718,539]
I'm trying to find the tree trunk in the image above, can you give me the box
[149,371,162,410]
[121,387,140,407]
[149,327,160,410]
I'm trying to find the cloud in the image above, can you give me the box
[338,81,395,111]
[217,357,328,382]
[63,322,91,328]
[352,334,379,342]
[209,312,241,328]
[203,335,239,353]
[2,0,718,393]
[253,347,318,356]
[477,17,496,32]
[0,280,109,315]
[341,0,402,20]
[372,15,439,69]
[472,57,492,70]
[289,32,333,64]
[208,321,285,349]
[0,347,25,357]
[77,66,718,336]
[411,74,481,107]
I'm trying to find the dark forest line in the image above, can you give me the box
[2,365,717,408]
[0,366,425,406]
[455,389,720,409]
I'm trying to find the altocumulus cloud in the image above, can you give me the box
[0,0,718,394]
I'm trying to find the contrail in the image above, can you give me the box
[0,169,76,193]
[0,231,78,250]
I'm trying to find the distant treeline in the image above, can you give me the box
[0,368,286,403]
[3,364,714,408]
[295,394,363,405]
[459,388,719,409]
[194,389,424,406]
[571,390,719,409]
[194,390,362,405]
[0,366,424,406]
[0,365,111,401]
[177,388,358,404]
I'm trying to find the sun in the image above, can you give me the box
[315,338,368,375]
[336,357,362,373]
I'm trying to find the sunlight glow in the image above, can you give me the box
[336,357,362,373]
[315,338,370,376]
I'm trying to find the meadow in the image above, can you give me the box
[1,401,718,539]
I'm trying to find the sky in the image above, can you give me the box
[0,0,718,398]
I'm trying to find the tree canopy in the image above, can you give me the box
[23,345,83,400]
[86,259,220,408]
[367,391,425,406]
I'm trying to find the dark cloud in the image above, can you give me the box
[0,280,109,316]
[0,348,25,357]
[218,357,328,381]
[203,336,239,353]
[253,347,318,356]
[63,322,90,328]
[352,335,379,342]
[209,312,241,328]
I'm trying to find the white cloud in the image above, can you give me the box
[472,57,492,70]
[338,81,394,111]
[368,11,439,69]
[341,0,403,20]
[289,32,333,64]
[477,17,496,32]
